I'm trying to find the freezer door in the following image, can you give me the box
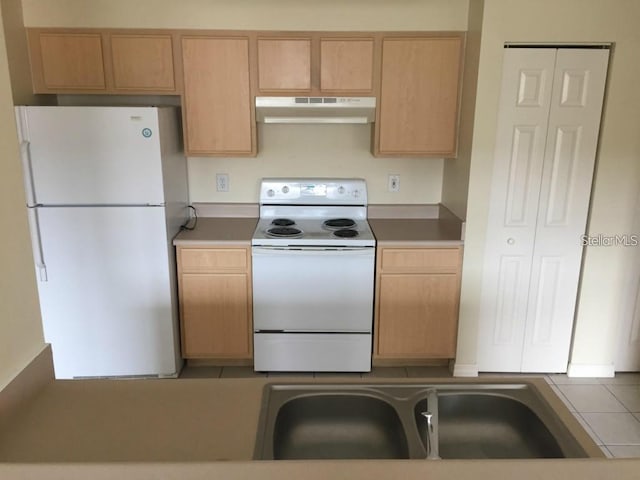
[35,206,179,378]
[18,106,166,205]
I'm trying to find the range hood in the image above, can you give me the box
[255,96,376,124]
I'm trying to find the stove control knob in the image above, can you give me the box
[337,186,346,195]
[267,189,275,197]
[282,185,290,194]
[353,189,360,198]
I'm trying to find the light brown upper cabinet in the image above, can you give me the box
[257,37,312,92]
[181,36,255,156]
[256,34,376,95]
[375,35,464,157]
[320,38,374,93]
[110,34,175,92]
[31,32,107,91]
[27,29,179,94]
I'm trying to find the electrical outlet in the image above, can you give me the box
[216,173,229,192]
[388,174,400,192]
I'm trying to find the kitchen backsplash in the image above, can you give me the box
[187,123,445,204]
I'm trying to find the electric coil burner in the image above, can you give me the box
[251,178,376,372]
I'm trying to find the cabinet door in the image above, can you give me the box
[257,38,311,92]
[180,273,251,358]
[182,36,254,155]
[32,32,106,91]
[110,34,176,92]
[377,273,459,358]
[377,36,462,157]
[320,38,374,93]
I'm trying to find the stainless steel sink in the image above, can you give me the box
[415,393,565,459]
[254,382,603,460]
[272,394,409,459]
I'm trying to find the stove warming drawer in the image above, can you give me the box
[254,333,372,372]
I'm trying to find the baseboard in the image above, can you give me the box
[452,363,479,377]
[567,363,615,378]
[0,344,53,426]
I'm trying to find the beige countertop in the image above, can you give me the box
[0,376,639,479]
[173,217,257,246]
[369,218,463,246]
[172,216,463,247]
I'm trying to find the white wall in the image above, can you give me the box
[21,0,470,205]
[456,0,640,375]
[189,124,444,204]
[441,0,483,220]
[21,0,469,31]
[0,1,45,391]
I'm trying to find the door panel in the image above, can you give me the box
[22,106,164,205]
[523,49,609,372]
[478,49,556,372]
[35,206,177,378]
[252,248,374,332]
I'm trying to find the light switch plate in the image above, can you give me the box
[388,174,400,192]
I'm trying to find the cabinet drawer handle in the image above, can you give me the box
[507,238,515,245]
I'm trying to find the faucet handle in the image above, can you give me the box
[421,411,434,432]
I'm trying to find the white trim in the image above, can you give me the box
[452,363,479,377]
[567,363,615,378]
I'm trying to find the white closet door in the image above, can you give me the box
[521,49,609,372]
[478,47,609,373]
[477,49,556,372]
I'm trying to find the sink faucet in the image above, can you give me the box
[420,388,440,460]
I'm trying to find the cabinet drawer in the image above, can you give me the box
[179,248,248,273]
[379,248,460,273]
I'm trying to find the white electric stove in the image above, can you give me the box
[251,178,376,372]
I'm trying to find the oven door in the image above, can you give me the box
[252,246,375,332]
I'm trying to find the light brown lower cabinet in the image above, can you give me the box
[177,246,252,363]
[374,246,462,364]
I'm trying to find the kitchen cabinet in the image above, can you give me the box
[29,31,107,92]
[27,29,179,94]
[181,35,255,156]
[374,247,462,363]
[319,38,375,93]
[109,34,176,92]
[374,35,464,157]
[177,246,253,362]
[256,34,376,95]
[257,37,312,92]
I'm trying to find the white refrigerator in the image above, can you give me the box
[15,106,189,379]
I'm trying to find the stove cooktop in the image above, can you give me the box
[252,215,376,247]
[252,178,376,247]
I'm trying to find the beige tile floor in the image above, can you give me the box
[180,365,640,458]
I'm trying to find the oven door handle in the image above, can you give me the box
[252,246,374,256]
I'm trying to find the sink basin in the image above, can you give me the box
[273,394,409,459]
[254,382,602,460]
[415,393,564,459]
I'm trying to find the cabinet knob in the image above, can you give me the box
[507,238,515,245]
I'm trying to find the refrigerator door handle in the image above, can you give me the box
[27,208,48,282]
[20,141,38,207]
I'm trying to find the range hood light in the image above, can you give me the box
[255,96,376,124]
[262,116,370,124]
